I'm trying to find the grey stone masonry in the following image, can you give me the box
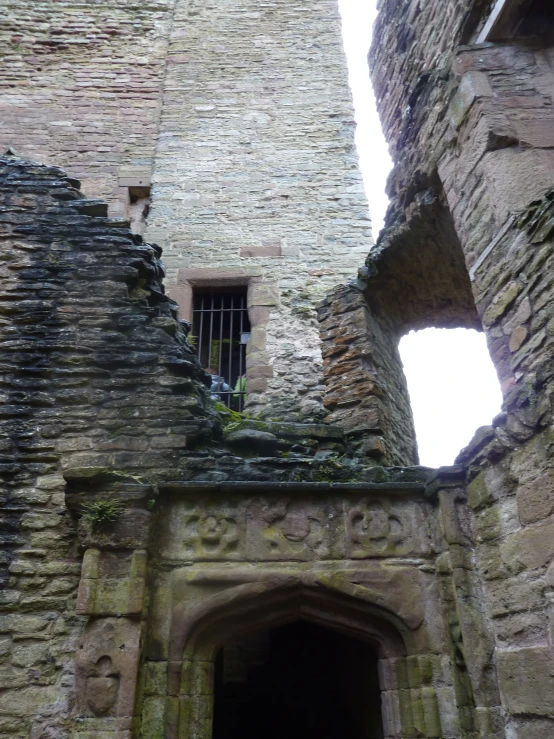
[146,0,373,421]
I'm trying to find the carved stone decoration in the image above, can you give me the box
[159,499,246,560]
[247,499,338,560]
[346,499,421,558]
[187,512,239,557]
[75,617,141,720]
[85,656,120,716]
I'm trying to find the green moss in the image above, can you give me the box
[213,402,243,428]
[312,459,344,482]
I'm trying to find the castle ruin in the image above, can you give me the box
[0,1,554,738]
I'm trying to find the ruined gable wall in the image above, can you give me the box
[0,0,174,215]
[0,155,216,739]
[370,1,554,735]
[0,155,524,738]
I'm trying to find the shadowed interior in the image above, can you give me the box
[212,620,384,739]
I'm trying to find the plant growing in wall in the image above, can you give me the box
[81,497,125,529]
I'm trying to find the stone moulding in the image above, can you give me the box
[150,570,449,739]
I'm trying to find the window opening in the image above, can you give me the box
[212,620,383,739]
[476,0,554,42]
[192,288,251,411]
[399,328,503,467]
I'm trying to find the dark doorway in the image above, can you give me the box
[192,288,251,411]
[212,620,384,739]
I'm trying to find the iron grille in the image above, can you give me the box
[192,290,250,411]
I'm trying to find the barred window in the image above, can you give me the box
[192,288,251,411]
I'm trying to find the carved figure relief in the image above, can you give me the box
[85,656,120,716]
[250,500,329,559]
[183,505,242,558]
[346,500,411,557]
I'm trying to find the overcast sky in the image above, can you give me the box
[337,0,503,467]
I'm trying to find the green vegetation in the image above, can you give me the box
[81,496,125,529]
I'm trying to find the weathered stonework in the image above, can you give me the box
[2,0,554,737]
[145,0,372,421]
[0,0,174,214]
[0,0,373,422]
[0,154,506,739]
[0,155,215,739]
[366,2,554,736]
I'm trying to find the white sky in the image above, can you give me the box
[337,0,503,467]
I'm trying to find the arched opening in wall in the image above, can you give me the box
[399,328,503,467]
[336,0,505,469]
[212,620,383,739]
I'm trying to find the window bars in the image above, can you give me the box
[192,291,251,411]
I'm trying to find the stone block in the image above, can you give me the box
[157,498,246,561]
[449,72,493,129]
[246,377,268,393]
[496,646,554,718]
[435,687,460,738]
[139,696,166,739]
[381,689,402,737]
[482,281,520,328]
[509,326,528,352]
[75,617,141,720]
[239,245,282,257]
[78,510,152,551]
[516,472,554,525]
[247,306,271,326]
[77,550,147,616]
[506,718,554,738]
[487,574,543,617]
[247,284,279,307]
[0,591,21,611]
[501,521,554,572]
[246,365,274,379]
[11,641,49,668]
[246,497,344,561]
[0,685,59,716]
[421,687,441,737]
[515,116,554,149]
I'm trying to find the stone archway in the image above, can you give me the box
[160,577,444,739]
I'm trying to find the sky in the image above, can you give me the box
[337,0,503,467]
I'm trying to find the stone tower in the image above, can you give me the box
[146,0,372,420]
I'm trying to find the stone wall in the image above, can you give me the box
[318,283,417,467]
[136,476,470,739]
[0,154,215,739]
[0,0,174,216]
[145,0,373,421]
[4,148,553,738]
[0,0,374,422]
[369,1,554,736]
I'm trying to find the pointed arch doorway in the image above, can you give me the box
[212,620,384,739]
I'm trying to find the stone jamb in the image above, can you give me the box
[168,267,277,395]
